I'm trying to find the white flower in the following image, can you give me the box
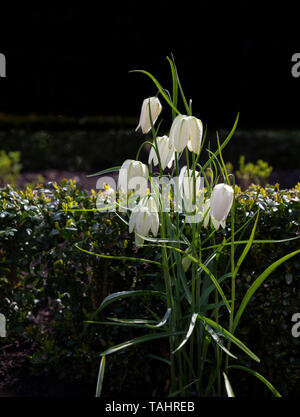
[204,184,234,230]
[135,97,162,134]
[129,196,159,246]
[169,114,203,154]
[118,159,149,196]
[178,166,203,202]
[148,136,175,170]
[177,166,204,223]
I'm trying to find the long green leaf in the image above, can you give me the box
[147,354,171,366]
[85,320,155,329]
[146,308,171,328]
[202,113,239,172]
[200,273,232,305]
[228,365,282,397]
[155,244,231,313]
[130,70,180,115]
[233,248,300,332]
[202,234,300,252]
[167,55,190,115]
[107,317,157,324]
[95,355,106,397]
[100,331,184,356]
[197,315,260,362]
[233,211,259,280]
[96,290,166,314]
[168,377,202,397]
[172,312,198,354]
[75,244,161,266]
[204,324,237,359]
[87,166,121,178]
[166,56,178,120]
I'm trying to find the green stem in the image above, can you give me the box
[225,178,236,371]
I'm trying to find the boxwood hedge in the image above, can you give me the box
[0,180,299,397]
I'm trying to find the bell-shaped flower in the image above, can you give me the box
[129,196,159,246]
[177,166,204,223]
[169,114,203,154]
[135,97,162,134]
[118,159,149,196]
[148,135,175,171]
[204,184,234,230]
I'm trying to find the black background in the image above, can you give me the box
[0,3,299,129]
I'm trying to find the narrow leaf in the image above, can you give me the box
[233,211,259,279]
[85,320,153,329]
[172,312,198,354]
[95,355,106,397]
[100,331,184,356]
[202,113,239,172]
[228,365,282,397]
[204,324,237,359]
[197,315,260,362]
[75,244,161,266]
[156,244,231,313]
[146,308,171,328]
[87,166,121,178]
[96,290,166,314]
[233,248,300,332]
[147,354,171,366]
[130,70,180,115]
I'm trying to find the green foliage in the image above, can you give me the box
[235,155,273,189]
[0,150,22,187]
[0,180,299,396]
[0,118,299,173]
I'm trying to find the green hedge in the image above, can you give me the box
[0,180,299,397]
[0,117,300,172]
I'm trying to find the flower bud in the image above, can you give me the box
[169,114,203,154]
[148,136,175,170]
[135,97,162,134]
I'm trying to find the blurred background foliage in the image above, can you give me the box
[0,113,298,189]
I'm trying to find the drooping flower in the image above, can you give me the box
[135,97,162,134]
[204,183,234,230]
[118,159,149,196]
[148,135,175,170]
[178,166,203,202]
[169,114,203,154]
[129,196,159,246]
[177,166,204,223]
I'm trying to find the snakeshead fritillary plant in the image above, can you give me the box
[77,56,300,397]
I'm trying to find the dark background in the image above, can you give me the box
[0,4,299,129]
